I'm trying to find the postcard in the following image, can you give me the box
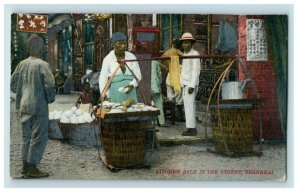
[8,11,287,184]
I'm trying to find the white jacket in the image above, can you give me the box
[99,50,142,97]
[180,48,201,88]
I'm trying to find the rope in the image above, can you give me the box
[205,59,235,154]
[237,58,263,151]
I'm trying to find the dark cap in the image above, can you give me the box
[111,32,127,43]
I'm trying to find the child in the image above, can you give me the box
[75,82,94,113]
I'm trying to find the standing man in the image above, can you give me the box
[81,65,100,105]
[11,34,55,177]
[99,32,142,103]
[179,32,201,136]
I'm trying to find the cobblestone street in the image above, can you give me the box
[8,94,287,185]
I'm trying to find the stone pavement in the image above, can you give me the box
[8,93,287,184]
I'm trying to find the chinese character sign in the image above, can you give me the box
[17,14,48,33]
[246,19,268,61]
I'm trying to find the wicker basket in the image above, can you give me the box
[57,120,86,139]
[48,120,64,139]
[57,121,74,139]
[56,120,100,146]
[100,118,151,168]
[211,107,253,153]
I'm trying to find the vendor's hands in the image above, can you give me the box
[124,85,134,93]
[188,87,194,94]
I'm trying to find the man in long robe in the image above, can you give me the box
[11,34,55,177]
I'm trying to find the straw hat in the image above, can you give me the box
[179,32,196,42]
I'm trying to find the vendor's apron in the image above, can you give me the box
[110,74,137,103]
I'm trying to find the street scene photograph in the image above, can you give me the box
[5,5,290,186]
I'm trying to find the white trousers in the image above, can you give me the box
[182,86,197,128]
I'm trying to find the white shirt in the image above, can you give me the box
[99,50,142,97]
[180,48,201,88]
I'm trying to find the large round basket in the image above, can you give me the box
[57,120,93,139]
[100,118,151,168]
[57,120,79,139]
[56,120,100,146]
[48,120,64,140]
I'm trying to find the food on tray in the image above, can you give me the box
[122,98,136,108]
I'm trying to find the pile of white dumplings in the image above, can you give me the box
[49,106,96,124]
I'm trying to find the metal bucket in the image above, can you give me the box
[221,81,244,99]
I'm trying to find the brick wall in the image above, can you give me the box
[237,16,283,140]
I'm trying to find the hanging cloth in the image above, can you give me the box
[162,47,183,93]
[215,21,238,54]
[169,55,181,93]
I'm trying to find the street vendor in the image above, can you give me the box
[99,32,142,104]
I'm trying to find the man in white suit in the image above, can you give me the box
[179,32,201,136]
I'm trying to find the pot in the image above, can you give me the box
[221,79,250,100]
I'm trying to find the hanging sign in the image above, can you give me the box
[246,19,268,61]
[16,14,48,33]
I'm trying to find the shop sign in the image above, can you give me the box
[17,14,48,33]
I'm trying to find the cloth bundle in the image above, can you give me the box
[162,48,183,93]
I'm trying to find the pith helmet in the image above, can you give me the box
[179,32,196,42]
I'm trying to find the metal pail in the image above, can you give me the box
[221,81,244,99]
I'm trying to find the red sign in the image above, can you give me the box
[16,14,48,33]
